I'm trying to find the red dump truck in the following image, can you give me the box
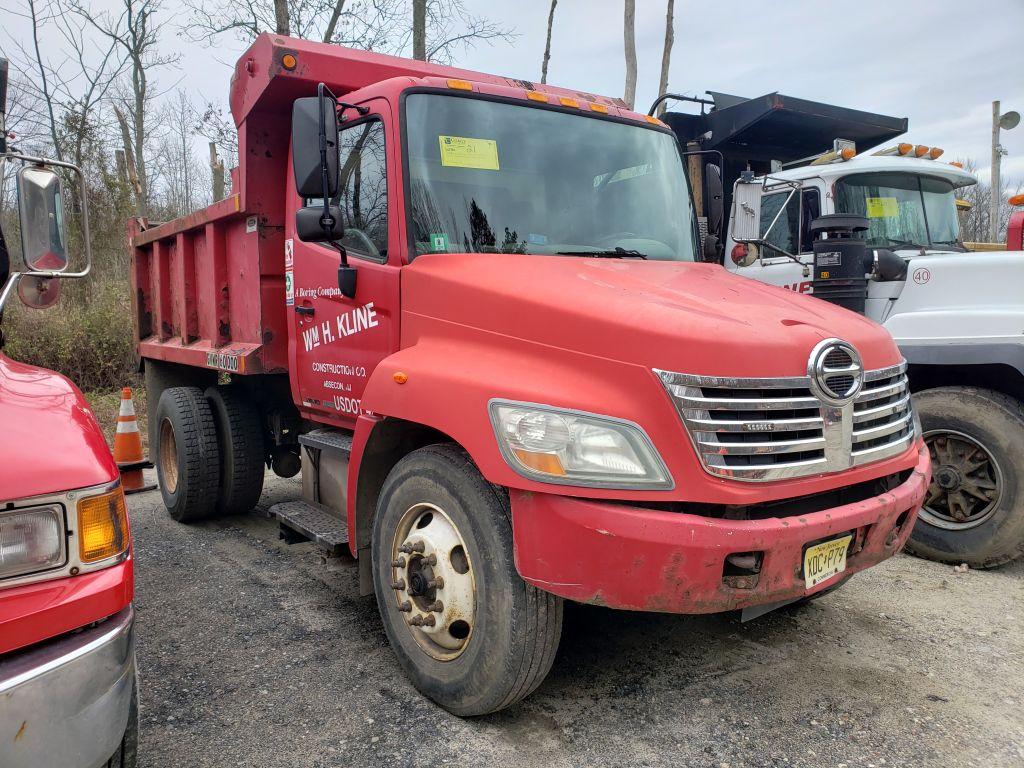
[130,34,930,715]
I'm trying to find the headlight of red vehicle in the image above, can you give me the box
[0,505,66,579]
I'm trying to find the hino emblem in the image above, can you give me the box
[807,339,863,406]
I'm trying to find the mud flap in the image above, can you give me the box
[740,596,800,622]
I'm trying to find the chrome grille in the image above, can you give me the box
[656,361,914,481]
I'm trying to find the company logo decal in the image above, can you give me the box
[301,302,379,353]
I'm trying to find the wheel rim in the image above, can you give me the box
[388,503,476,661]
[159,417,179,495]
[921,429,1002,531]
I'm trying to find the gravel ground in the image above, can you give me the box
[129,471,1024,768]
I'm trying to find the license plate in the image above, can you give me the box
[803,534,853,589]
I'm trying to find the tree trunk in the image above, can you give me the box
[657,0,675,116]
[623,0,637,110]
[541,0,557,84]
[274,0,290,36]
[412,0,427,60]
[114,106,146,219]
[210,142,225,201]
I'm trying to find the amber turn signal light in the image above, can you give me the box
[281,53,297,71]
[78,486,129,563]
[1009,193,1024,207]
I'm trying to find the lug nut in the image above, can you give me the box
[421,614,436,627]
[391,579,406,590]
[398,541,425,555]
[391,557,406,568]
[423,554,437,566]
[427,577,444,589]
[409,614,437,627]
[427,600,444,613]
[397,601,412,613]
[409,615,423,626]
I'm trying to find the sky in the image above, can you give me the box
[5,0,1024,188]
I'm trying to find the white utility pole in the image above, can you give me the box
[991,100,1020,242]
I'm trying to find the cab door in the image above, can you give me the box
[731,186,822,295]
[287,100,401,426]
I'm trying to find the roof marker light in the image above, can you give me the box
[840,147,856,161]
[949,161,964,168]
[526,90,548,102]
[914,145,930,157]
[281,53,298,71]
[447,79,473,91]
[1010,194,1024,207]
[929,147,944,160]
[645,115,662,125]
[589,102,609,114]
[872,143,914,156]
[559,96,579,108]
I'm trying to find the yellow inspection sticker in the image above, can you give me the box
[865,196,899,218]
[439,135,499,170]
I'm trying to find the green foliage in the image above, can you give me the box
[3,278,139,392]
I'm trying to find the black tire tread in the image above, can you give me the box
[205,386,265,515]
[156,387,220,522]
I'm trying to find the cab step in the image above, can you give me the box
[269,500,349,554]
[299,428,353,455]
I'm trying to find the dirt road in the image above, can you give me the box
[129,473,1024,768]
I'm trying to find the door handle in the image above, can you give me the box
[295,305,315,316]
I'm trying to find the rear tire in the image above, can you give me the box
[205,386,265,515]
[154,387,221,522]
[372,444,563,716]
[907,387,1024,568]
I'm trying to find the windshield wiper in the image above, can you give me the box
[884,239,927,250]
[556,247,648,259]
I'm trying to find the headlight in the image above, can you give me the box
[77,486,129,563]
[488,400,672,489]
[0,505,66,579]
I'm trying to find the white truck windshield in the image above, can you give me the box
[834,172,961,249]
[404,93,696,261]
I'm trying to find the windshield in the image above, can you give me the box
[834,172,961,249]
[404,93,696,261]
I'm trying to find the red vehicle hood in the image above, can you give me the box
[402,254,903,376]
[0,352,117,501]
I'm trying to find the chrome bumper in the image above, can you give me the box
[0,606,136,768]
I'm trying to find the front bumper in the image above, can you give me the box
[0,606,136,768]
[511,442,930,613]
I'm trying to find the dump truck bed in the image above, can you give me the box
[129,191,288,375]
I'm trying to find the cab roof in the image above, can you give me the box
[761,153,978,188]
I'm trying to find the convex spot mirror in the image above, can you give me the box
[17,275,61,309]
[17,165,68,272]
[292,95,339,199]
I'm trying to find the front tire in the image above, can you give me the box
[154,387,221,522]
[372,444,563,716]
[907,387,1024,568]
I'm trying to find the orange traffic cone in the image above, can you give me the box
[113,387,156,494]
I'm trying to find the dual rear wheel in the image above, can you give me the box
[154,385,265,521]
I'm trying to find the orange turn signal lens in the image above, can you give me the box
[949,161,964,168]
[77,486,128,563]
[559,97,579,108]
[897,143,913,155]
[589,102,609,114]
[1009,193,1024,207]
[526,90,548,102]
[914,145,930,157]
[393,371,409,384]
[840,147,856,161]
[281,53,297,71]
[447,79,473,91]
[929,147,944,159]
[512,449,566,476]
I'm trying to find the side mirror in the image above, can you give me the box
[292,95,339,199]
[17,275,61,309]
[17,165,68,272]
[730,179,762,242]
[705,164,724,238]
[296,205,344,243]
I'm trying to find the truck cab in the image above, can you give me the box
[0,58,138,768]
[131,37,929,716]
[665,90,1023,569]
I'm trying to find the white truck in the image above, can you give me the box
[726,145,1024,569]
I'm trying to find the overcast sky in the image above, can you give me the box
[6,0,1024,187]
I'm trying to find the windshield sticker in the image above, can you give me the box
[438,135,499,170]
[527,233,548,245]
[429,233,450,252]
[865,197,899,218]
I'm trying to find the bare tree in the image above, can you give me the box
[21,0,62,159]
[273,0,290,35]
[656,0,674,116]
[540,0,557,84]
[956,157,1022,243]
[623,0,637,110]
[70,0,178,218]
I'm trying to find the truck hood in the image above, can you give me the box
[402,254,902,377]
[0,352,118,501]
